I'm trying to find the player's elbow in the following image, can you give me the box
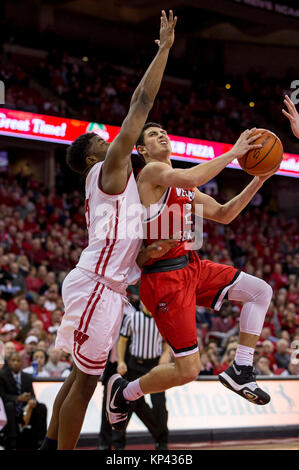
[137,88,154,109]
[221,216,232,225]
[217,206,232,224]
[190,173,211,189]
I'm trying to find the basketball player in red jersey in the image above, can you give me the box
[40,11,179,450]
[106,122,279,430]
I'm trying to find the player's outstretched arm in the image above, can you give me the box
[100,10,177,194]
[282,94,299,139]
[139,129,262,190]
[192,163,279,224]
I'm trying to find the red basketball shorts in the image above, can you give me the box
[140,252,242,357]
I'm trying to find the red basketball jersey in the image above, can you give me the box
[143,186,195,265]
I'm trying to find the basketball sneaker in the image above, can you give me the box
[106,374,131,431]
[218,362,270,405]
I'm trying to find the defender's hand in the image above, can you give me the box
[283,94,299,139]
[155,10,177,50]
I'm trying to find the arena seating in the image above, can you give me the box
[0,171,298,377]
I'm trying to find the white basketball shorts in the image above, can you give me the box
[56,267,124,375]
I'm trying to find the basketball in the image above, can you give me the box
[238,129,283,176]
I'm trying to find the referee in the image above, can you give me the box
[117,302,170,450]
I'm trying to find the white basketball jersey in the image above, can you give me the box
[77,162,142,286]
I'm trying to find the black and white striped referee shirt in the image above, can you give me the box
[120,309,163,360]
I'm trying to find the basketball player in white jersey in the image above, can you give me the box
[40,10,178,450]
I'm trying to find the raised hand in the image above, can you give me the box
[232,128,262,160]
[282,94,299,139]
[155,10,177,50]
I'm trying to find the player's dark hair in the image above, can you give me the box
[136,122,163,155]
[66,132,97,174]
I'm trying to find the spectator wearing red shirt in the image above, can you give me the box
[47,207,61,225]
[30,239,47,265]
[26,266,45,294]
[288,287,299,305]
[261,340,276,368]
[214,343,237,375]
[205,343,220,373]
[269,263,289,291]
[36,265,48,284]
[22,232,34,255]
[31,295,52,331]
[49,246,71,273]
[24,212,39,234]
[263,264,272,283]
[43,240,55,265]
[263,246,274,266]
[280,311,297,336]
[72,207,86,227]
[263,311,276,336]
[10,233,24,256]
[0,323,23,352]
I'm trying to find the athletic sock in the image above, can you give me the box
[122,379,144,401]
[235,344,255,367]
[39,436,58,450]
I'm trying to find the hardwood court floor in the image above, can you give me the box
[121,437,299,451]
[80,437,299,451]
[167,437,299,450]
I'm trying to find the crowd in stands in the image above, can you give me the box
[0,169,298,378]
[1,38,299,150]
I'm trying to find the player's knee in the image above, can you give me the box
[256,278,273,304]
[246,275,273,305]
[177,366,199,385]
[75,375,98,403]
[264,281,273,302]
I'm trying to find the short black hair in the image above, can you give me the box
[136,122,163,154]
[66,132,97,174]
